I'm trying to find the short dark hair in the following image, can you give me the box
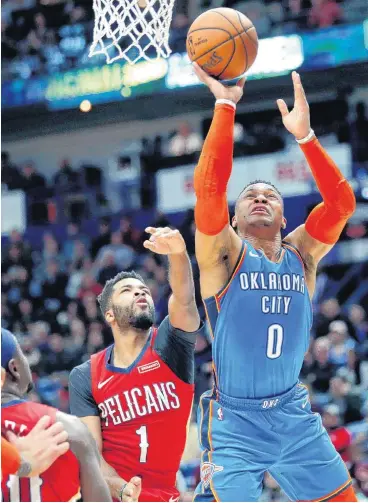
[237,180,283,202]
[97,270,146,316]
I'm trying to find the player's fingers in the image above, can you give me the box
[292,71,307,103]
[145,226,157,235]
[30,415,52,434]
[143,240,156,250]
[53,441,69,457]
[276,99,289,117]
[50,429,69,445]
[130,477,141,487]
[6,430,18,444]
[193,62,215,87]
[44,421,65,438]
[236,76,246,88]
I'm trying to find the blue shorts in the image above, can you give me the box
[194,383,352,502]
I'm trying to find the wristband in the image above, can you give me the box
[215,99,236,109]
[295,128,315,144]
[119,483,127,501]
[17,460,32,477]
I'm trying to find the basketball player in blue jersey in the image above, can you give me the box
[191,63,357,502]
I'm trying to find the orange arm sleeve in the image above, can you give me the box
[300,138,356,244]
[1,437,21,479]
[194,103,235,235]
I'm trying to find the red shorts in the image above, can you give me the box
[139,487,180,502]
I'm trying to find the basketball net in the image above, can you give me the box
[89,0,175,64]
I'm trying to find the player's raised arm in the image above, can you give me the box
[278,72,356,269]
[144,227,199,332]
[192,63,244,298]
[55,411,112,502]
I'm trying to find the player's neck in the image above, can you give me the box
[1,389,22,404]
[111,327,151,368]
[242,232,282,261]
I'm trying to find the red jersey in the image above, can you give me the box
[69,318,198,502]
[1,400,80,502]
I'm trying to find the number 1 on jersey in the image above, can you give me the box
[136,426,149,463]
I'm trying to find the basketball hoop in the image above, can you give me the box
[89,0,176,64]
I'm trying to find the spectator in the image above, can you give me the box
[96,252,120,286]
[53,159,79,189]
[119,216,135,247]
[17,298,37,332]
[308,0,342,28]
[313,298,356,340]
[328,320,355,366]
[1,152,24,190]
[21,161,46,191]
[41,259,68,307]
[77,273,102,300]
[91,217,111,258]
[168,122,202,157]
[329,375,364,424]
[322,404,353,465]
[62,222,90,262]
[348,304,368,346]
[306,336,337,393]
[95,231,135,270]
[44,333,75,374]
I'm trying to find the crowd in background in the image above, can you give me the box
[1,207,367,497]
[2,0,368,79]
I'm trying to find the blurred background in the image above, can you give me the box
[2,0,368,498]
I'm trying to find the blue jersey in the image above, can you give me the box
[204,241,312,399]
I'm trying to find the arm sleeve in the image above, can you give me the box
[154,316,204,384]
[69,362,99,417]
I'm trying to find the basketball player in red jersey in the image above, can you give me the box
[2,363,70,481]
[69,227,202,502]
[1,329,111,502]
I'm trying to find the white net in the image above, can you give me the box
[89,0,176,64]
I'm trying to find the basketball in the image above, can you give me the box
[186,8,258,81]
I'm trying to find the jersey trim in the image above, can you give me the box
[105,329,152,374]
[215,241,247,304]
[282,242,306,271]
[1,399,28,408]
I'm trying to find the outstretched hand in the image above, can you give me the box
[143,227,186,255]
[193,63,246,104]
[277,71,311,140]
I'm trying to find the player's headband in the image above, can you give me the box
[1,328,17,370]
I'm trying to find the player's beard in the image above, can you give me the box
[112,302,155,331]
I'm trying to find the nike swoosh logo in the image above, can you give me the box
[97,376,114,389]
[169,497,179,502]
[249,251,260,258]
[302,397,309,409]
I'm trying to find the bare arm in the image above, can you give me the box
[277,72,355,295]
[144,227,200,332]
[56,412,111,502]
[80,416,141,502]
[191,64,244,298]
[80,416,125,500]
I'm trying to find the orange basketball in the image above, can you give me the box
[186,8,258,81]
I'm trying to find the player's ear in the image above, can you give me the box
[105,309,114,325]
[8,359,20,381]
[281,217,287,230]
[231,215,237,228]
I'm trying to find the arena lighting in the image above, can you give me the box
[165,35,304,89]
[122,58,168,87]
[79,99,92,112]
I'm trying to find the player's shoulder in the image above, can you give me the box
[2,400,57,426]
[69,359,92,384]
